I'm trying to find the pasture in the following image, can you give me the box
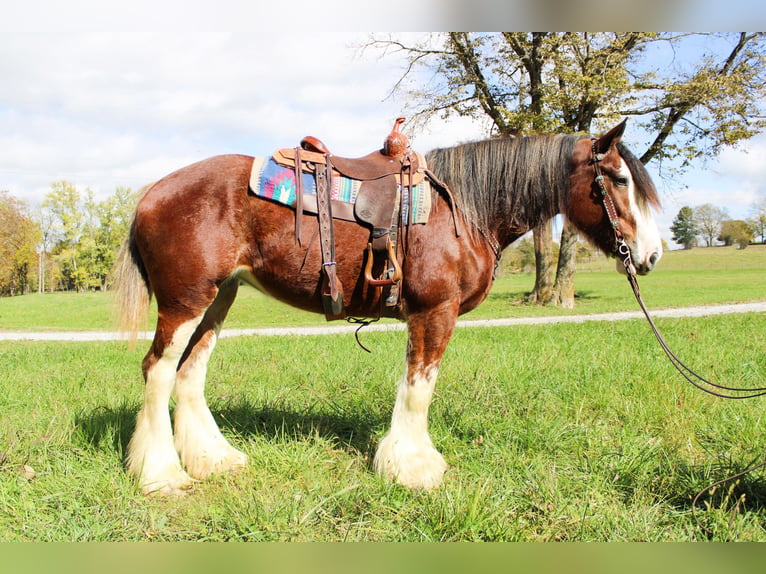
[1,246,765,541]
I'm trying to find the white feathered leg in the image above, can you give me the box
[173,329,248,479]
[374,363,447,489]
[127,317,201,496]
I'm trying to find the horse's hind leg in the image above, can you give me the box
[173,278,248,480]
[373,303,456,490]
[127,312,204,496]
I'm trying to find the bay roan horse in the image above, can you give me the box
[113,120,663,495]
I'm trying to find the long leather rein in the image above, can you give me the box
[592,139,766,400]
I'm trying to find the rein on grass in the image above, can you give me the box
[624,267,766,399]
[624,262,766,534]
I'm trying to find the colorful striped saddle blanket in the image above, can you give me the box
[249,155,432,226]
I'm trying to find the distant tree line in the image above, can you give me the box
[0,183,136,296]
[670,199,766,249]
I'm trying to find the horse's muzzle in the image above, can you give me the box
[616,249,661,276]
[627,250,661,275]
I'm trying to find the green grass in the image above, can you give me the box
[0,244,764,541]
[1,313,766,541]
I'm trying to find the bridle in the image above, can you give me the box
[592,138,766,400]
[591,139,637,277]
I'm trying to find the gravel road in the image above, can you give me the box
[1,302,764,342]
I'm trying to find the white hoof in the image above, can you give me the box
[138,465,196,497]
[373,434,448,490]
[182,446,248,480]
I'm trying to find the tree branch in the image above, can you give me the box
[449,33,515,135]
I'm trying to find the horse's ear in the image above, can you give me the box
[594,119,628,155]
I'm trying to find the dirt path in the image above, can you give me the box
[1,301,764,342]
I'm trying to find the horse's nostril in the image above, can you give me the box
[649,252,659,266]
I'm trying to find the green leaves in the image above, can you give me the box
[0,191,40,296]
[670,206,699,250]
[40,183,137,292]
[375,32,766,168]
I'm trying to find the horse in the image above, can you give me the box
[113,119,663,495]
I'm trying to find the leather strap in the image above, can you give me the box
[294,147,303,245]
[383,158,410,306]
[315,155,344,317]
[591,137,766,399]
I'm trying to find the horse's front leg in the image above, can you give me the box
[373,303,457,490]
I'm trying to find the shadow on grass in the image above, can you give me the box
[484,290,531,305]
[667,457,766,539]
[75,402,137,459]
[609,453,766,538]
[75,398,386,461]
[485,289,600,305]
[213,399,385,458]
[670,457,766,513]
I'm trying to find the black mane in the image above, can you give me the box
[425,135,660,233]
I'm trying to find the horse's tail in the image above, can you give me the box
[111,185,153,348]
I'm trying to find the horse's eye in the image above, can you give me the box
[614,176,629,187]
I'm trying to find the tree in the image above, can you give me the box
[670,206,698,249]
[552,218,578,308]
[370,32,766,305]
[576,241,596,263]
[95,186,136,289]
[694,203,728,247]
[35,204,56,293]
[42,181,87,291]
[500,235,535,274]
[41,182,137,292]
[750,197,766,243]
[718,219,754,248]
[0,191,41,295]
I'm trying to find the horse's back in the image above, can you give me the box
[135,154,256,240]
[139,154,254,205]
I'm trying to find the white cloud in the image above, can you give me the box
[0,27,494,206]
[714,133,766,180]
[0,30,409,201]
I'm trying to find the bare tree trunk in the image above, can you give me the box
[38,250,44,293]
[552,218,578,309]
[528,220,554,305]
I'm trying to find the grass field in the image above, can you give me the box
[0,245,764,541]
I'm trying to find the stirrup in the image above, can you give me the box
[364,239,402,287]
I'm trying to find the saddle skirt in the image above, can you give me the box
[249,153,432,226]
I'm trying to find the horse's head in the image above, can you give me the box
[568,120,663,275]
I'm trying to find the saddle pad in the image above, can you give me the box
[249,156,431,225]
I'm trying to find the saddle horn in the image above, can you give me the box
[382,117,409,157]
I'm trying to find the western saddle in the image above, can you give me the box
[274,118,422,319]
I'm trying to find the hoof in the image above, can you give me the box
[140,471,196,497]
[373,435,448,490]
[183,447,248,480]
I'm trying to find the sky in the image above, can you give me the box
[2,4,765,249]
